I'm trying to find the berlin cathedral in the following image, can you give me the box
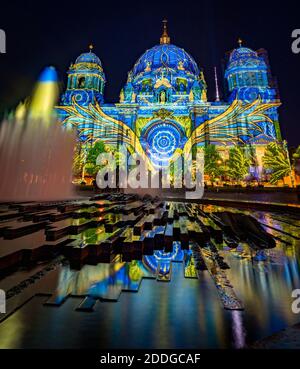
[57,20,282,178]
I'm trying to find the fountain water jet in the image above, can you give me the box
[0,67,76,202]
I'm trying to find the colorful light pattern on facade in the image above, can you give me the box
[57,21,282,176]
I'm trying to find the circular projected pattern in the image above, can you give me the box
[242,88,258,102]
[239,87,271,103]
[74,91,89,105]
[146,122,181,167]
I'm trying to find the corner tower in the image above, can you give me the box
[224,39,276,103]
[61,45,105,107]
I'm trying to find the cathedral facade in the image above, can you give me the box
[58,21,282,182]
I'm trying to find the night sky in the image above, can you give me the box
[0,0,299,146]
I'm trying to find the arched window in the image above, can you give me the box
[159,90,167,103]
[78,76,85,89]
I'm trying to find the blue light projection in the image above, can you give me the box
[57,22,282,176]
[144,121,182,167]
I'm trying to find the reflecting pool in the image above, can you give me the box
[0,206,299,348]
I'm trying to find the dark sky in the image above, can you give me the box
[0,0,299,146]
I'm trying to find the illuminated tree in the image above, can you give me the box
[85,140,106,176]
[227,146,251,182]
[203,145,224,185]
[263,142,292,185]
[293,146,300,160]
[106,145,127,171]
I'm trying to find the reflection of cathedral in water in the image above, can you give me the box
[55,243,183,300]
[58,20,282,174]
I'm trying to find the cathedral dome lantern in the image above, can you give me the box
[61,44,106,106]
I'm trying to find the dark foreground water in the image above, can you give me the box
[0,208,299,349]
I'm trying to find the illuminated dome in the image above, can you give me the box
[230,46,257,60]
[130,19,200,82]
[119,20,206,105]
[228,43,266,70]
[132,43,199,79]
[75,47,102,66]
